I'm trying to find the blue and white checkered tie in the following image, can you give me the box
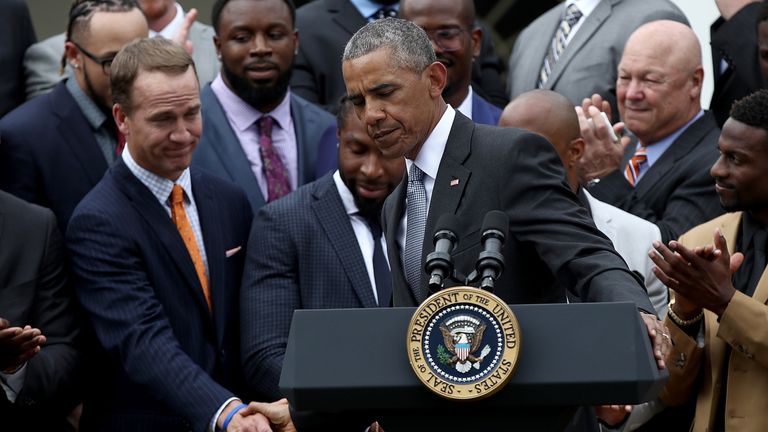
[405,164,427,302]
[538,3,582,88]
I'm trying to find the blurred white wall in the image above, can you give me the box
[670,0,720,107]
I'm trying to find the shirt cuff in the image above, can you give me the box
[209,397,240,432]
[0,362,28,403]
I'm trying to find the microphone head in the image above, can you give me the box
[434,213,461,243]
[481,210,509,237]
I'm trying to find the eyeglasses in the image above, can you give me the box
[72,41,115,75]
[422,27,470,52]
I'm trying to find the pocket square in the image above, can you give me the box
[225,246,242,258]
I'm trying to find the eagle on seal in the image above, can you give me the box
[439,322,490,373]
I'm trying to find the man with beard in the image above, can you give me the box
[240,97,404,402]
[194,0,334,212]
[0,0,148,231]
[400,0,500,125]
[649,89,768,431]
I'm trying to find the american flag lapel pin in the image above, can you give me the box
[450,178,459,187]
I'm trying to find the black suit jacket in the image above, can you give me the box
[241,174,379,402]
[0,0,35,118]
[291,0,507,111]
[709,2,766,127]
[588,111,723,243]
[0,190,80,431]
[0,80,109,231]
[383,112,654,312]
[66,160,253,432]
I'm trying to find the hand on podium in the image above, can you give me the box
[639,311,671,370]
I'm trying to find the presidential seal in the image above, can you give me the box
[406,286,521,401]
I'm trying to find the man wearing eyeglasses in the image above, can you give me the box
[400,0,500,126]
[0,0,148,231]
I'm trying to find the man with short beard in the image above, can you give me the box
[0,0,149,231]
[240,98,404,403]
[194,0,334,212]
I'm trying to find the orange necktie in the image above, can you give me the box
[170,185,211,311]
[624,146,647,187]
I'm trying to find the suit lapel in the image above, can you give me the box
[200,87,266,209]
[634,113,716,197]
[545,0,615,90]
[290,95,320,186]
[112,161,213,319]
[421,113,472,296]
[52,83,108,185]
[327,0,368,36]
[384,176,413,306]
[192,170,228,344]
[311,176,378,308]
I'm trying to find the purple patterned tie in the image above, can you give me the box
[257,116,291,202]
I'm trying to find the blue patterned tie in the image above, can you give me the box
[405,164,427,302]
[538,3,582,88]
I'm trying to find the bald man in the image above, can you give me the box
[501,90,666,317]
[578,20,723,244]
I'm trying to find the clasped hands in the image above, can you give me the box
[219,398,296,432]
[0,318,46,373]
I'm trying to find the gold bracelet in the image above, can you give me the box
[667,305,703,327]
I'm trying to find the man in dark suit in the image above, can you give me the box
[0,190,81,431]
[342,18,670,366]
[0,0,148,231]
[399,0,500,126]
[709,0,766,127]
[66,38,292,432]
[240,98,404,402]
[291,0,507,113]
[193,0,334,213]
[579,20,723,244]
[0,0,35,118]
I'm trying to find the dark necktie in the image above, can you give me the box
[370,6,397,21]
[404,164,427,302]
[366,215,392,307]
[747,229,767,296]
[256,116,291,202]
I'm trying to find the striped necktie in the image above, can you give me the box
[624,146,648,187]
[538,3,583,88]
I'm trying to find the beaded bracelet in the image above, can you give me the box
[667,305,703,327]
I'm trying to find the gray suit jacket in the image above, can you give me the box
[507,0,687,117]
[383,111,655,313]
[240,173,378,401]
[22,21,218,100]
[194,85,335,212]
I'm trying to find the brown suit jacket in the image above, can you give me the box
[660,212,768,431]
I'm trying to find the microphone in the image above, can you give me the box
[425,213,460,293]
[474,210,509,291]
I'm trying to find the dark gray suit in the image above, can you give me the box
[383,112,654,312]
[240,173,378,402]
[507,0,687,119]
[587,111,723,243]
[194,85,334,212]
[0,190,80,431]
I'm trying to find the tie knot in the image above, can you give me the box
[564,3,582,26]
[257,116,274,138]
[372,6,397,20]
[409,164,424,183]
[170,184,185,206]
[633,146,648,158]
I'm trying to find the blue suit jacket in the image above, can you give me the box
[66,160,253,432]
[194,85,334,212]
[472,90,502,126]
[240,173,378,401]
[0,80,108,231]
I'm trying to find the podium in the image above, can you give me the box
[279,302,667,431]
